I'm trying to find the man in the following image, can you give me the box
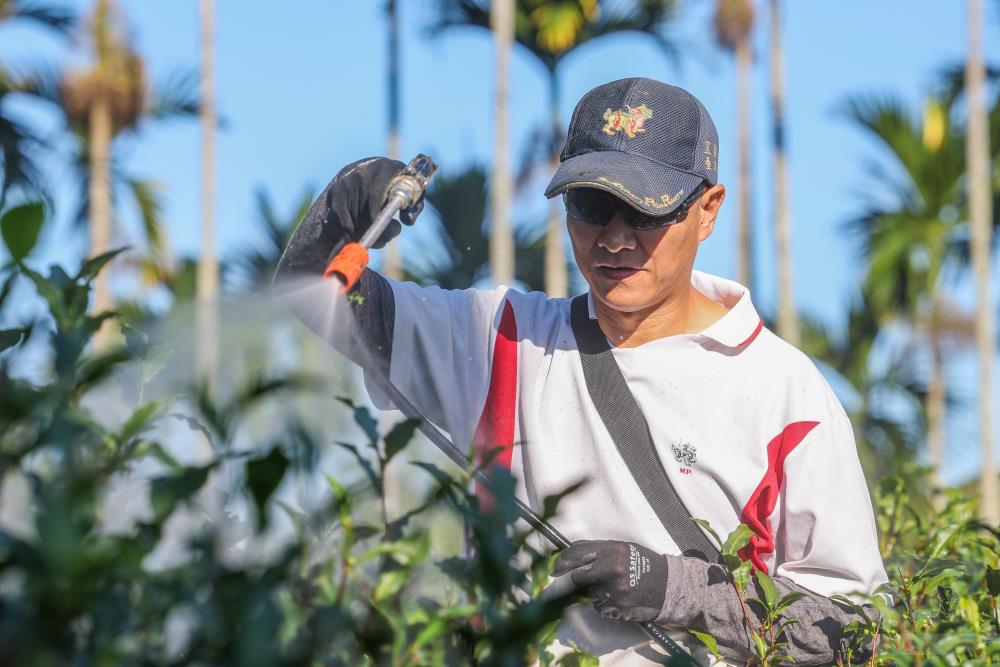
[276,77,887,665]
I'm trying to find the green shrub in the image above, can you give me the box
[0,204,581,666]
[3,203,998,666]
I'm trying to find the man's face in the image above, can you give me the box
[567,185,725,315]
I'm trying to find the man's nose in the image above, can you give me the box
[596,212,637,253]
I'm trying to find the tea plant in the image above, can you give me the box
[0,202,584,666]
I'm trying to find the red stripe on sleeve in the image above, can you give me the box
[738,420,820,572]
[473,300,518,506]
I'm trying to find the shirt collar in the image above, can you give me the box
[586,269,763,349]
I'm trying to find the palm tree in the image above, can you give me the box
[226,186,314,291]
[431,0,682,297]
[0,1,74,206]
[197,0,218,382]
[964,0,999,524]
[21,0,198,346]
[768,0,798,346]
[799,293,930,494]
[712,0,754,291]
[490,0,514,286]
[841,93,976,486]
[404,164,550,290]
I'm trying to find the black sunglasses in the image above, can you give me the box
[562,182,708,230]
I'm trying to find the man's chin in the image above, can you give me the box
[589,283,654,315]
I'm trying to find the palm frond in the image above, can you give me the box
[147,68,200,121]
[2,0,75,34]
[125,176,165,255]
[408,165,491,288]
[225,186,316,290]
[0,86,48,204]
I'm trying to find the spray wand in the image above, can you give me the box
[322,154,698,666]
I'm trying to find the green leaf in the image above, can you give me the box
[141,344,172,385]
[558,651,600,667]
[541,480,586,520]
[410,461,458,489]
[151,464,213,520]
[383,418,419,464]
[352,523,380,540]
[732,559,752,594]
[1,201,44,261]
[773,591,807,616]
[372,569,409,602]
[133,441,183,472]
[334,441,380,492]
[722,524,754,556]
[246,446,289,527]
[913,557,964,583]
[688,629,721,659]
[119,400,164,442]
[78,247,128,281]
[691,517,724,550]
[325,473,348,501]
[362,536,429,567]
[958,596,981,633]
[22,265,65,322]
[0,327,26,353]
[751,632,769,658]
[754,568,779,611]
[986,567,1000,597]
[336,396,379,443]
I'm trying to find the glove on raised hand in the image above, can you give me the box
[276,157,424,279]
[553,540,668,623]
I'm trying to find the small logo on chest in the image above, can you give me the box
[671,442,697,474]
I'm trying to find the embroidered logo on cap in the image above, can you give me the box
[602,104,653,139]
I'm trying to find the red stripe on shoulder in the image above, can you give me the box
[738,420,820,572]
[473,300,518,506]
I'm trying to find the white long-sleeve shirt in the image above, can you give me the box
[291,267,887,665]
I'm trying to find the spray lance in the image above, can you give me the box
[322,154,699,666]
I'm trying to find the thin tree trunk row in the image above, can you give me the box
[196,0,219,383]
[736,37,753,292]
[965,0,999,525]
[490,0,514,286]
[545,74,567,298]
[769,0,799,346]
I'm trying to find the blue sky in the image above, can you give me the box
[2,0,999,483]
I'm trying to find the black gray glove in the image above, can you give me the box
[276,156,424,279]
[552,540,668,623]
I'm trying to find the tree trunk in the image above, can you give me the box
[965,0,999,525]
[196,0,219,384]
[89,87,113,350]
[736,36,753,291]
[927,303,947,490]
[545,74,567,297]
[489,0,514,286]
[769,0,798,345]
[383,0,402,281]
[88,0,113,350]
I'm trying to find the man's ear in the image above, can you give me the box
[697,184,726,242]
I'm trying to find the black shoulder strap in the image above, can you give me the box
[570,295,720,562]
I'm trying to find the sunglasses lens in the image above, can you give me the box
[564,189,617,226]
[564,182,706,230]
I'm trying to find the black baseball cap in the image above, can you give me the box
[544,77,719,217]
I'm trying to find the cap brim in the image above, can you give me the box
[544,151,705,217]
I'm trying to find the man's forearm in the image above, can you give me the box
[656,555,874,665]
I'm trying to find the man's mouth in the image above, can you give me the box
[596,264,642,280]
